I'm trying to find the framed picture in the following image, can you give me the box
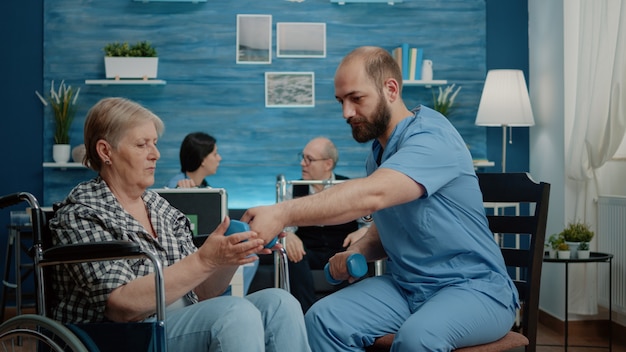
[236,14,272,64]
[265,72,315,108]
[276,22,326,58]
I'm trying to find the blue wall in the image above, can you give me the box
[40,0,490,209]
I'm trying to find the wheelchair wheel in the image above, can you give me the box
[0,314,88,352]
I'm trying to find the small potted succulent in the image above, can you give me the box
[577,241,590,259]
[557,242,570,260]
[103,41,159,80]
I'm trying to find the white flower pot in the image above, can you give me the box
[577,250,590,259]
[565,241,581,259]
[104,57,159,79]
[52,144,71,163]
[558,250,571,260]
[548,248,556,259]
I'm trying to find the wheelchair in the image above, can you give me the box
[0,192,167,352]
[271,175,383,296]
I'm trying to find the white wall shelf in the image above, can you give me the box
[134,0,206,2]
[43,162,86,169]
[404,79,448,88]
[473,159,495,168]
[331,0,401,4]
[85,79,166,86]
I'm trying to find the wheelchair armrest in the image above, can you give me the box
[42,240,142,262]
[39,240,167,321]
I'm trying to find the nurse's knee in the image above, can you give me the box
[393,320,451,351]
[304,295,336,331]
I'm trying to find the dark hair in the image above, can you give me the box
[179,132,216,173]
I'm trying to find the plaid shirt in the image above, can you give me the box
[49,176,199,323]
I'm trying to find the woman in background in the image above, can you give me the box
[167,132,221,188]
[167,131,258,296]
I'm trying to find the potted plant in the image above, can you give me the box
[35,80,81,163]
[577,241,590,259]
[103,41,159,80]
[432,84,462,117]
[559,221,594,259]
[546,233,563,259]
[557,242,570,259]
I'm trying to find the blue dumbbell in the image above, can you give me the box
[324,253,368,285]
[225,220,278,248]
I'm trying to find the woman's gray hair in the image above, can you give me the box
[83,97,164,172]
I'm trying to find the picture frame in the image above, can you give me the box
[265,72,315,108]
[276,22,326,58]
[236,14,272,64]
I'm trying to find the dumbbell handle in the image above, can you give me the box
[324,253,368,285]
[225,220,278,248]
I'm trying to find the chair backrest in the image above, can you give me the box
[477,172,550,352]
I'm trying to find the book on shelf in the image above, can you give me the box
[393,46,403,76]
[401,43,410,80]
[392,45,424,81]
[409,48,424,80]
[409,48,417,81]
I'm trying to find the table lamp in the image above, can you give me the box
[475,69,535,172]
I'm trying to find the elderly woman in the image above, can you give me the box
[49,97,310,351]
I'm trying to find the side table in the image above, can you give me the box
[543,252,613,351]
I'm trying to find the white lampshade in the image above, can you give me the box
[475,69,535,127]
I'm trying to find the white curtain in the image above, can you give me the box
[566,0,626,314]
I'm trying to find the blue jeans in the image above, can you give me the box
[221,260,259,296]
[305,274,516,352]
[167,288,310,351]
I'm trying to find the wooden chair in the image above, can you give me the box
[366,173,550,352]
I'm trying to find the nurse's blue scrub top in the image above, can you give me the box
[366,106,518,311]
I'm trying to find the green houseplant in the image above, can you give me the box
[103,41,159,79]
[546,233,563,258]
[104,41,157,57]
[558,221,594,259]
[577,241,591,259]
[432,84,462,117]
[559,221,595,242]
[557,242,570,259]
[35,80,81,163]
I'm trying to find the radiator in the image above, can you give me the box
[597,196,626,314]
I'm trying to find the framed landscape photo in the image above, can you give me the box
[236,14,272,64]
[265,72,315,108]
[276,22,326,58]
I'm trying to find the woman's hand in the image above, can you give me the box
[197,217,264,268]
[176,179,197,188]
